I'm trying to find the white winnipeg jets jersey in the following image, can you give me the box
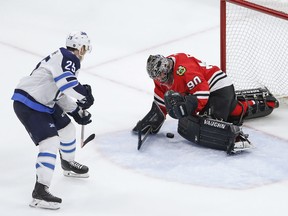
[12,47,88,113]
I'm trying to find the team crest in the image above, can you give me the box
[176,66,186,76]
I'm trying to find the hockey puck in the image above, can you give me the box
[166,132,174,138]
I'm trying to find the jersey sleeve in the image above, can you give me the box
[170,54,210,114]
[52,48,89,101]
[153,81,168,115]
[56,94,78,113]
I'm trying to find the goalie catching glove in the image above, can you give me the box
[68,107,92,125]
[164,90,198,119]
[132,101,165,134]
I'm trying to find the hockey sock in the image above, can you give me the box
[58,122,76,162]
[37,136,59,186]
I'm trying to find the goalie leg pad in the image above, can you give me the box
[178,116,252,154]
[235,87,279,120]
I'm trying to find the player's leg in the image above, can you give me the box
[229,87,279,124]
[57,122,89,177]
[13,101,62,209]
[31,136,62,209]
[52,105,89,178]
[200,85,238,121]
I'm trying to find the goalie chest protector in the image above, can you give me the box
[178,116,241,151]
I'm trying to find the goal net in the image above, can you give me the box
[220,0,288,99]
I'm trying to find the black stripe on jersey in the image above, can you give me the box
[154,95,165,106]
[194,92,210,98]
[209,72,227,89]
[66,76,77,82]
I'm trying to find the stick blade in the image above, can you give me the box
[81,133,96,148]
[138,128,151,150]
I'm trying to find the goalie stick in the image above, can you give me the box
[137,121,152,150]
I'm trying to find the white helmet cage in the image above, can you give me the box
[66,31,92,53]
[146,55,172,83]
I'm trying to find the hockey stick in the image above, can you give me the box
[82,133,96,148]
[81,124,85,147]
[137,121,152,150]
[80,125,96,148]
[80,110,96,148]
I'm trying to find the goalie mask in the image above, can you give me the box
[66,31,92,53]
[146,55,173,83]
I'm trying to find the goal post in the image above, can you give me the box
[220,0,288,99]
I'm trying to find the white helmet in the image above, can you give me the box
[66,31,92,53]
[146,55,173,83]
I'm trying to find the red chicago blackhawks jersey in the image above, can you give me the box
[153,53,233,115]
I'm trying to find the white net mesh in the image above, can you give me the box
[225,0,288,98]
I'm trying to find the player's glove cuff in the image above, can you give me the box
[68,107,92,125]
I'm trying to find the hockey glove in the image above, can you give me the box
[132,101,165,134]
[77,84,94,110]
[164,90,198,119]
[68,107,92,125]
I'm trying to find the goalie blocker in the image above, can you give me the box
[178,115,253,154]
[132,101,165,134]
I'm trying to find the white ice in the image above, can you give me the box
[1,0,288,215]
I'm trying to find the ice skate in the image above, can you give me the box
[29,182,62,210]
[61,158,89,178]
[231,133,254,153]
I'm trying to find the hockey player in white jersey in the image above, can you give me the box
[11,31,94,210]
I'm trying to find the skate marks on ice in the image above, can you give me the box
[96,121,288,189]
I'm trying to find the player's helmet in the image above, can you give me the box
[66,31,92,53]
[146,55,173,83]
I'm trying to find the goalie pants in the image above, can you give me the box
[13,101,77,186]
[199,85,238,121]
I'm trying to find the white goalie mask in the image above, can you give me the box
[66,31,92,53]
[146,55,173,83]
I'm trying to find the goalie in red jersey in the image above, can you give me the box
[133,53,279,154]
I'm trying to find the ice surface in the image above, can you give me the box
[1,0,288,215]
[97,121,288,189]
